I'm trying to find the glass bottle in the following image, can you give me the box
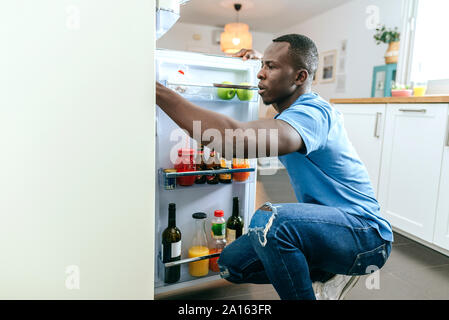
[226,197,244,245]
[206,149,220,184]
[174,148,196,186]
[218,158,232,184]
[162,203,181,283]
[232,158,250,182]
[188,212,209,277]
[194,144,207,184]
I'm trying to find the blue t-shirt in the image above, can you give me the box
[275,92,393,242]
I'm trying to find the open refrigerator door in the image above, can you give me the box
[154,49,261,295]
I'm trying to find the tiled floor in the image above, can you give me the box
[156,170,449,300]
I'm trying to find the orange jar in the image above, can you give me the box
[174,149,196,186]
[232,158,250,182]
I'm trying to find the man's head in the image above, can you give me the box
[257,34,319,110]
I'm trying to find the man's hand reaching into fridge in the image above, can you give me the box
[231,49,262,61]
[155,81,304,158]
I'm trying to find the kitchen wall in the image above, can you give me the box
[157,22,274,56]
[277,0,404,100]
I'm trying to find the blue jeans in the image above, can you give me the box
[217,202,392,300]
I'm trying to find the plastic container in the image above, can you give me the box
[209,238,226,272]
[174,149,196,186]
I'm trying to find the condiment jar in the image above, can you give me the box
[232,158,250,182]
[174,148,196,186]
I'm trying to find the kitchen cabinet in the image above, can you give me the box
[377,104,448,242]
[333,104,386,197]
[433,111,449,250]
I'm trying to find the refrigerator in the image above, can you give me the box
[154,49,261,295]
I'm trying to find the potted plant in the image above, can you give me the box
[374,25,400,64]
[391,82,412,97]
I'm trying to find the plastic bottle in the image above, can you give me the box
[209,237,226,272]
[211,210,226,239]
[209,210,227,272]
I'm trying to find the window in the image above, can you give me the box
[410,0,449,82]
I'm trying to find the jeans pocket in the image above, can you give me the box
[347,243,389,275]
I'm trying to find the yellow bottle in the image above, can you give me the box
[188,246,210,277]
[188,212,209,277]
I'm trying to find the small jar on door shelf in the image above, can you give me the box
[174,148,196,186]
[232,158,250,182]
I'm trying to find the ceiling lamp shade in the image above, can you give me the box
[220,3,253,54]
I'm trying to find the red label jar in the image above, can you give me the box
[174,149,196,186]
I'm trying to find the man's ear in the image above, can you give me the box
[295,69,309,85]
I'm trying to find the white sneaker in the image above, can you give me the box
[313,275,360,300]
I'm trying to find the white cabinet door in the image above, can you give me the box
[334,104,386,197]
[434,112,449,250]
[378,104,448,242]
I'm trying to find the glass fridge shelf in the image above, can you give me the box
[166,82,259,103]
[159,167,255,190]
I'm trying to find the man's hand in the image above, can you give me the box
[231,49,262,61]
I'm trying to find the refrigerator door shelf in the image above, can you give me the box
[164,167,255,178]
[166,82,259,103]
[160,168,255,190]
[164,252,221,268]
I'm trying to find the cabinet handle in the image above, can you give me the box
[398,108,427,113]
[374,112,381,138]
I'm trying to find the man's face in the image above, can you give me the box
[257,42,298,106]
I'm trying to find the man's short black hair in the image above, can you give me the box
[273,34,319,80]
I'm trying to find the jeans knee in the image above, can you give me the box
[248,202,278,247]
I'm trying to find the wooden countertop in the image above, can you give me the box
[330,96,449,104]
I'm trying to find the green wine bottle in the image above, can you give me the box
[162,203,181,284]
[226,197,244,245]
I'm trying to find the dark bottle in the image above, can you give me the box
[162,203,182,284]
[218,158,232,184]
[206,149,220,184]
[226,197,244,245]
[195,145,207,184]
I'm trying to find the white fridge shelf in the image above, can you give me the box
[166,82,259,103]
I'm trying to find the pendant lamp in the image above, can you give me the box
[220,3,253,54]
